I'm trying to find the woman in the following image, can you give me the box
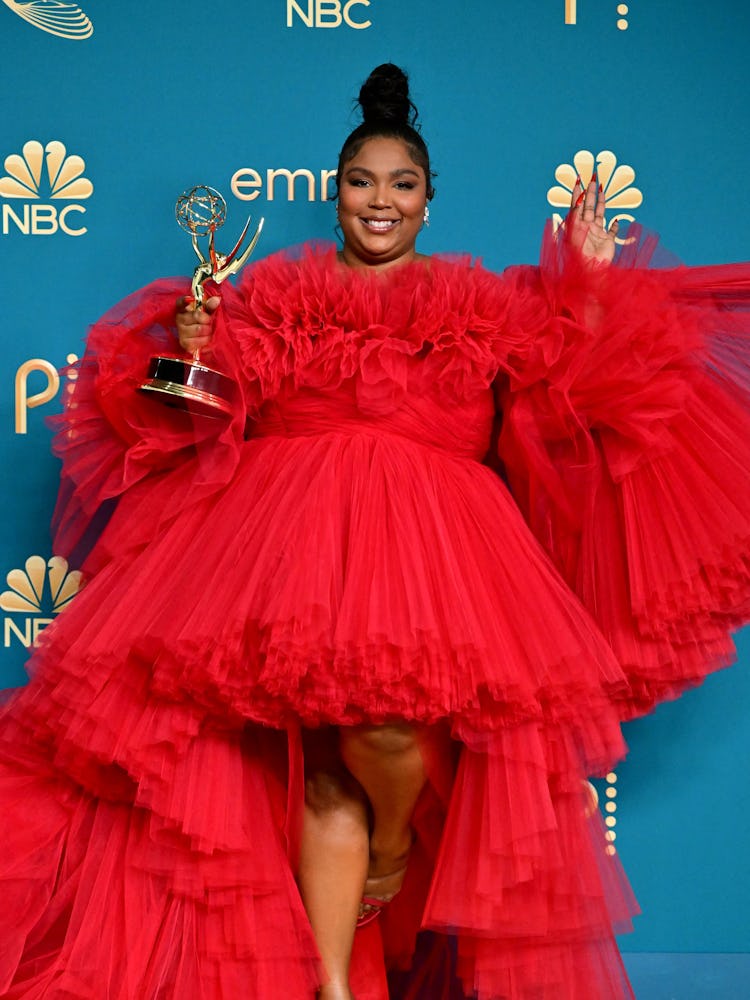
[1,64,749,1000]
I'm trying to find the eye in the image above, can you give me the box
[395,181,416,190]
[347,177,370,187]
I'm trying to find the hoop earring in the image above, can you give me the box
[423,204,430,227]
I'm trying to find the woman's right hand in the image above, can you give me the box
[175,295,221,356]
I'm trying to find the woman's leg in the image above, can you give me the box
[298,725,434,996]
[298,729,369,1000]
[339,725,426,891]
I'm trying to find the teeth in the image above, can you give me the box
[364,219,397,230]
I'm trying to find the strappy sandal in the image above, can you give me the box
[356,864,408,929]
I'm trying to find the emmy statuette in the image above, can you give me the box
[140,185,264,417]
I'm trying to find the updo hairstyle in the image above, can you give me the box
[336,64,435,200]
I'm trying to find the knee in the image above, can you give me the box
[304,768,366,821]
[340,723,420,759]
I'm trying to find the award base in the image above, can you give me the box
[140,355,236,418]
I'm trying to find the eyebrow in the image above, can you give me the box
[345,166,421,179]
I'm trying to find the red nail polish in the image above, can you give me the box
[599,183,603,193]
[575,192,585,207]
[576,174,583,187]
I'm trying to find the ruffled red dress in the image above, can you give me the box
[1,227,750,1000]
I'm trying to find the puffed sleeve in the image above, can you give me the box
[496,222,750,718]
[50,279,247,565]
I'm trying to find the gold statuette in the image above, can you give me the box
[140,185,264,417]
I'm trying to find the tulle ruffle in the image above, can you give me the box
[0,680,635,1000]
[49,277,247,568]
[225,243,524,415]
[31,379,630,782]
[0,718,323,999]
[384,724,637,1000]
[498,222,750,717]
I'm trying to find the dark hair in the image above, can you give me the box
[336,64,435,200]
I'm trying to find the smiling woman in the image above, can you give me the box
[336,138,428,270]
[333,64,435,271]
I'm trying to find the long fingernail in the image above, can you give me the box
[575,192,585,207]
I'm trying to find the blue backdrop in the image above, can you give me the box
[1,0,748,956]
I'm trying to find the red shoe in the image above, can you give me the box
[356,865,408,929]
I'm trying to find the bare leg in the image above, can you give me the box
[298,730,369,1000]
[339,724,426,886]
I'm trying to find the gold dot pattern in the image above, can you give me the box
[604,771,618,854]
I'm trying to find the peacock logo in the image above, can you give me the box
[0,140,93,200]
[547,149,643,242]
[0,140,93,236]
[2,1,93,40]
[1,555,82,648]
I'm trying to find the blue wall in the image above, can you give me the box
[1,0,749,954]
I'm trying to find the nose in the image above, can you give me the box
[368,184,391,209]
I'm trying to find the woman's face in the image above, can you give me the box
[337,136,428,271]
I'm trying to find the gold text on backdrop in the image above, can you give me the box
[15,357,78,434]
[286,0,372,29]
[0,141,93,237]
[1,556,82,649]
[231,167,337,202]
[563,2,632,29]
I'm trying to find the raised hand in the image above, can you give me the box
[566,176,618,265]
[175,295,221,356]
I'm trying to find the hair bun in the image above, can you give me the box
[358,63,418,126]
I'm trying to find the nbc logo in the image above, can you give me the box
[0,140,93,236]
[1,1,93,40]
[1,555,82,648]
[286,0,372,28]
[547,149,643,243]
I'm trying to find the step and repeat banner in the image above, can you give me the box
[2,0,749,956]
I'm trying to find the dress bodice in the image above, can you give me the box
[252,375,496,462]
[226,244,518,448]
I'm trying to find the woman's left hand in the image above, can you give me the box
[566,176,618,265]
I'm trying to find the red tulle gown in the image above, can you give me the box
[2,225,750,1000]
